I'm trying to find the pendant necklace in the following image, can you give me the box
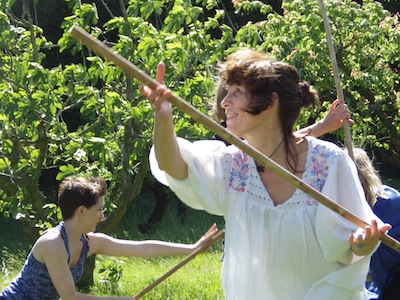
[256,138,284,173]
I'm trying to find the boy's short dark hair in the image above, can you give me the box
[58,176,107,220]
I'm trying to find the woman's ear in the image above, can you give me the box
[264,92,279,112]
[271,92,279,107]
[77,205,85,216]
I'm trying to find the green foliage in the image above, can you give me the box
[0,2,155,237]
[97,259,123,294]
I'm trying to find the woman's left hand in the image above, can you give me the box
[349,219,392,256]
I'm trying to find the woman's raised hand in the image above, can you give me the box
[322,99,354,133]
[139,61,172,115]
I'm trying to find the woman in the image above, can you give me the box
[0,176,217,300]
[140,48,391,299]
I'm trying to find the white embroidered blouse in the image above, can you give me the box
[150,136,380,300]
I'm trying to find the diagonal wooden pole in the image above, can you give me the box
[133,230,224,299]
[69,25,400,253]
[317,0,354,159]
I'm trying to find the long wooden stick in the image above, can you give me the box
[133,230,225,299]
[317,0,354,159]
[69,25,400,252]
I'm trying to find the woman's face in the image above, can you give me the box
[220,84,263,137]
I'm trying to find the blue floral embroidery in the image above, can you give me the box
[309,143,334,193]
[229,151,250,192]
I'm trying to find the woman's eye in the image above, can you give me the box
[235,87,245,95]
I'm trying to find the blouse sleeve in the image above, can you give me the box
[149,137,228,216]
[307,150,384,297]
[316,150,382,263]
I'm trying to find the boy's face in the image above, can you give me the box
[82,197,105,232]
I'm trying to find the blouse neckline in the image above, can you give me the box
[253,137,312,208]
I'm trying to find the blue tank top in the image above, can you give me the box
[0,222,89,300]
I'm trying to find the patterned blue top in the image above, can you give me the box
[366,185,400,299]
[0,222,89,300]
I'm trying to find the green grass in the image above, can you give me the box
[90,254,224,299]
[0,192,225,299]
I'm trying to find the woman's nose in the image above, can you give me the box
[220,95,230,108]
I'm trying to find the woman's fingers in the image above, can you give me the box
[137,62,171,111]
[350,220,393,255]
[156,62,166,84]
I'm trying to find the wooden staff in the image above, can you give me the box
[317,0,354,159]
[133,230,224,299]
[69,25,400,253]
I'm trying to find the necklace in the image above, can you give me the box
[256,138,284,172]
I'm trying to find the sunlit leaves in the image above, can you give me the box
[234,0,272,15]
[56,164,78,180]
[1,0,399,231]
[140,1,164,20]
